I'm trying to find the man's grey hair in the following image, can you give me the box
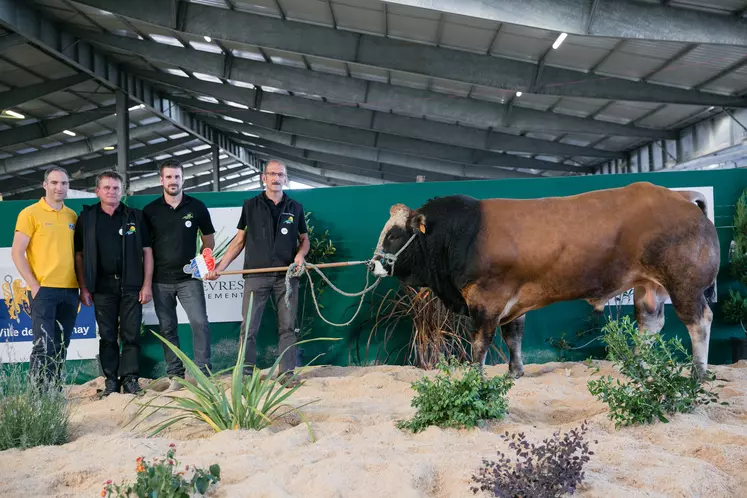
[264,158,287,172]
[43,166,70,182]
[95,170,124,188]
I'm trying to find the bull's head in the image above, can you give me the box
[369,203,426,278]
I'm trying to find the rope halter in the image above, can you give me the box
[369,231,419,277]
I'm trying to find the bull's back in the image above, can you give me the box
[474,182,715,301]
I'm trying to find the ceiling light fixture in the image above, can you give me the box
[63,129,76,136]
[552,32,567,49]
[128,104,145,111]
[3,109,25,119]
[104,146,115,151]
[204,36,212,42]
[516,91,523,97]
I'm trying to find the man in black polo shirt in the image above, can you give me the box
[143,159,215,390]
[74,171,153,397]
[206,159,309,380]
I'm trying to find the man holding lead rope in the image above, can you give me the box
[206,159,309,383]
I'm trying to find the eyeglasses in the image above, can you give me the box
[264,172,286,178]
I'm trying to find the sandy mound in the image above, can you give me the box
[1,360,747,497]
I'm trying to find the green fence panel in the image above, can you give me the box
[1,168,745,383]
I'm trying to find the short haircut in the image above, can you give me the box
[159,158,183,176]
[43,166,69,182]
[264,159,286,173]
[95,170,124,188]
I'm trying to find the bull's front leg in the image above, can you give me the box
[501,314,525,379]
[468,304,502,375]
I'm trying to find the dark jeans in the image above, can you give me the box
[240,275,299,373]
[152,279,211,378]
[92,282,142,382]
[29,287,79,382]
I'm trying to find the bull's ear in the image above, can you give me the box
[410,213,426,234]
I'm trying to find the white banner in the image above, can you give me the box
[606,186,717,306]
[142,207,248,325]
[0,248,98,363]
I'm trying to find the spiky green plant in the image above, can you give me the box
[131,292,339,439]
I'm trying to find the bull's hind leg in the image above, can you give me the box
[501,315,525,378]
[634,285,666,336]
[670,291,713,380]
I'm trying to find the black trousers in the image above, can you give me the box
[92,282,142,381]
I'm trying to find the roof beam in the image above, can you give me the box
[382,0,747,46]
[0,103,116,148]
[0,0,255,172]
[180,99,590,173]
[1,135,199,196]
[283,170,350,188]
[0,120,173,175]
[72,148,215,191]
[234,135,538,180]
[252,153,392,186]
[136,69,624,157]
[212,117,587,177]
[129,152,229,191]
[82,32,676,139]
[136,162,254,194]
[247,143,477,183]
[0,73,91,110]
[0,33,25,52]
[69,2,747,106]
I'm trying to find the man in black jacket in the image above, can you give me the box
[206,159,309,379]
[74,171,153,396]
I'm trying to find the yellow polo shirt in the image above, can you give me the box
[14,198,78,289]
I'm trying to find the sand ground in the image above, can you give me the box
[1,360,746,497]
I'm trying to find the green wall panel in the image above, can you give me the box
[2,168,746,383]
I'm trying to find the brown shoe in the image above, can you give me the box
[276,371,302,389]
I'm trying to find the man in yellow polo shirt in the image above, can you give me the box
[11,166,79,382]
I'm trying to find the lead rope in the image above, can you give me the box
[282,232,419,327]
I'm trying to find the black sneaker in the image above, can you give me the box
[99,378,120,398]
[122,377,143,395]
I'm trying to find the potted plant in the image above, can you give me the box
[722,187,747,362]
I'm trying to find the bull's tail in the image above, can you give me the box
[677,190,708,216]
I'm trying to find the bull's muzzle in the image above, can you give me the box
[367,255,391,277]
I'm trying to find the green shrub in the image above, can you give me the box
[587,316,720,428]
[722,288,747,326]
[0,363,71,451]
[102,443,220,497]
[396,356,514,433]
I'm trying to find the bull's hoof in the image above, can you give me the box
[509,365,525,379]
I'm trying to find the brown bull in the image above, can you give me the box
[369,182,720,379]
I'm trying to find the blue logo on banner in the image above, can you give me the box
[1,276,96,347]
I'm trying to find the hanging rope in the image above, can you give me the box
[285,261,380,327]
[282,232,420,327]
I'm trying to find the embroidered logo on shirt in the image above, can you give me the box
[68,223,75,230]
[182,212,194,220]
